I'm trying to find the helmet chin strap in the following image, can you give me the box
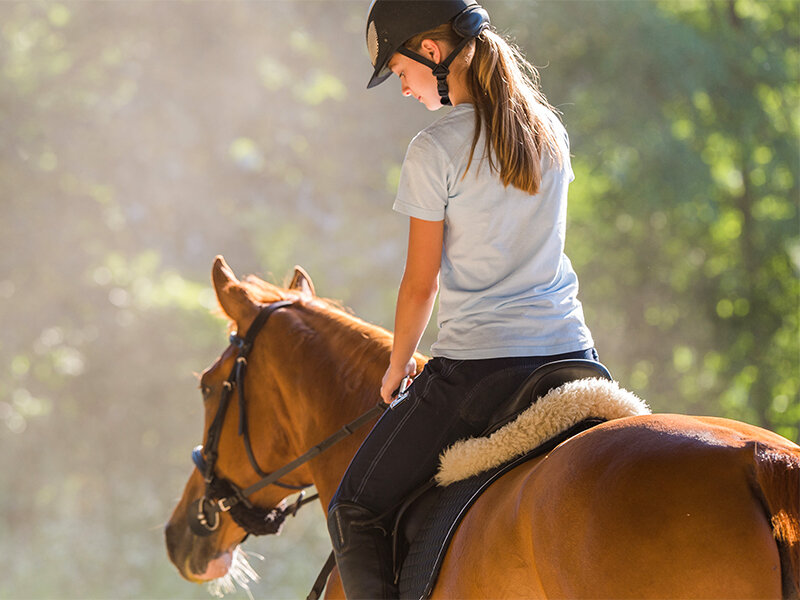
[396,35,473,106]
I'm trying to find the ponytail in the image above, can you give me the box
[406,25,565,196]
[466,30,565,195]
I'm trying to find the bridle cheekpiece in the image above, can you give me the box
[187,299,388,539]
[188,300,313,538]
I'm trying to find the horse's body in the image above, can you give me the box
[166,257,800,599]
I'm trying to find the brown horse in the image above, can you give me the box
[166,256,800,599]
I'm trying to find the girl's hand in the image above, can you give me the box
[380,358,417,404]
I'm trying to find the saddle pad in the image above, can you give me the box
[436,378,649,486]
[398,418,603,599]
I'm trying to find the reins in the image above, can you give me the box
[188,300,387,539]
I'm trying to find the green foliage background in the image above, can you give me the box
[1,1,797,598]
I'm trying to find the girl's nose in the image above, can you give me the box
[401,83,412,97]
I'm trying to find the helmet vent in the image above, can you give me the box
[367,21,379,66]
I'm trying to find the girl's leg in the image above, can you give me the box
[328,350,597,599]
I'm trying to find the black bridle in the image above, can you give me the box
[187,300,387,538]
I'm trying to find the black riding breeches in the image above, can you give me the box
[328,348,598,519]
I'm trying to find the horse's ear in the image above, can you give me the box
[212,256,258,326]
[289,265,315,298]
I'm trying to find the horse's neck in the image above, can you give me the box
[285,304,392,506]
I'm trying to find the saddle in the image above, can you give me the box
[391,359,614,599]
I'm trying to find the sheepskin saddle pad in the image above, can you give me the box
[436,377,651,486]
[394,378,650,600]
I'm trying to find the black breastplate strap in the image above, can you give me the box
[188,300,388,538]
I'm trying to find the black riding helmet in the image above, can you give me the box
[366,0,490,105]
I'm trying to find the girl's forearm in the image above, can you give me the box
[390,277,438,368]
[389,216,443,370]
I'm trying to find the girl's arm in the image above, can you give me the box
[380,217,443,403]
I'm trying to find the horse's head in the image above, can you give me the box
[165,256,318,584]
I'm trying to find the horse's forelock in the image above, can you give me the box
[237,274,367,323]
[240,276,289,304]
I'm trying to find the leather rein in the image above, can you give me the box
[188,300,387,538]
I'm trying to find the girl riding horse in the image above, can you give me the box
[328,2,598,597]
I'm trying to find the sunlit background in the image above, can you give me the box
[2,0,798,598]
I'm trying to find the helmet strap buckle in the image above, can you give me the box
[431,64,452,106]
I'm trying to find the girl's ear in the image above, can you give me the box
[419,38,442,64]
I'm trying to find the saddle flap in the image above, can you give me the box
[391,480,441,581]
[483,359,612,436]
[396,418,606,599]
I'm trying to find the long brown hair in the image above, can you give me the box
[405,25,565,195]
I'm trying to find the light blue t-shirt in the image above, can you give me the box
[393,103,594,359]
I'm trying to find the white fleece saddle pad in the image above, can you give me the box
[435,378,651,486]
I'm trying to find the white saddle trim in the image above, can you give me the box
[435,378,650,486]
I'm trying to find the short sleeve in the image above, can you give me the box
[393,131,448,222]
[563,130,575,183]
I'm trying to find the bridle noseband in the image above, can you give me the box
[188,299,387,538]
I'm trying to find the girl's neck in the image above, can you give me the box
[446,74,472,106]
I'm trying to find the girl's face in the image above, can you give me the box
[388,50,444,111]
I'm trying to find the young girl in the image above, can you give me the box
[328,1,597,597]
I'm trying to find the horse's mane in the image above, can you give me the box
[237,274,388,338]
[232,274,397,392]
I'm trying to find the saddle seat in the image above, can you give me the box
[389,360,649,599]
[484,359,612,435]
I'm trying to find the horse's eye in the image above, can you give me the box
[201,385,211,399]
